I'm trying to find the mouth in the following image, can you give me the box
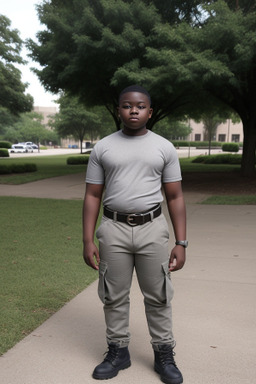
[129,117,139,121]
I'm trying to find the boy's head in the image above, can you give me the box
[119,85,151,106]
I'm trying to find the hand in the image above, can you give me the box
[83,241,100,270]
[169,245,186,272]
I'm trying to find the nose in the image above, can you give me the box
[130,106,138,114]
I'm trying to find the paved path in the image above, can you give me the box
[1,174,256,384]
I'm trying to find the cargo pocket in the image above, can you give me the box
[161,260,174,304]
[98,260,108,304]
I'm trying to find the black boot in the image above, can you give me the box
[154,344,183,384]
[92,343,131,380]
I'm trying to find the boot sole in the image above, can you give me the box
[93,361,131,380]
[155,366,183,384]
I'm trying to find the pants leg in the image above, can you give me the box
[133,214,175,347]
[96,214,175,348]
[96,217,135,347]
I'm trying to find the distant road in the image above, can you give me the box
[7,147,241,159]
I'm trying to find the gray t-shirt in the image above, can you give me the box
[86,130,181,213]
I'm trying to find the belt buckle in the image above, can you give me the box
[127,214,138,226]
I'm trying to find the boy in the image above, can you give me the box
[83,85,187,384]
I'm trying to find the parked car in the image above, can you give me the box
[9,144,33,153]
[25,142,38,149]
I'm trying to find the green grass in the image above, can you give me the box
[0,196,101,355]
[201,195,256,205]
[0,155,87,184]
[179,157,241,172]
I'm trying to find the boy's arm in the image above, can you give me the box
[83,183,104,270]
[163,181,186,272]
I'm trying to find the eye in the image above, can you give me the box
[122,105,131,109]
[138,105,146,109]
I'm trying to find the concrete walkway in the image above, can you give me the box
[1,173,256,384]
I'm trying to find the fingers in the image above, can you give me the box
[83,243,100,270]
[169,247,186,272]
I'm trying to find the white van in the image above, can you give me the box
[9,144,33,153]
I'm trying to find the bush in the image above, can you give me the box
[222,143,239,153]
[0,141,11,149]
[172,141,189,147]
[0,163,37,175]
[192,154,242,165]
[0,164,12,174]
[67,155,90,165]
[0,149,9,157]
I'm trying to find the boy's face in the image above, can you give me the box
[118,91,153,136]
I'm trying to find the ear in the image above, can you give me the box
[148,108,153,118]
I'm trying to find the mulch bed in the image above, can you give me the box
[182,171,256,195]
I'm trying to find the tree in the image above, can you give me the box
[154,118,192,141]
[189,1,256,177]
[53,94,101,153]
[27,0,256,177]
[27,0,208,131]
[2,111,58,145]
[0,15,33,125]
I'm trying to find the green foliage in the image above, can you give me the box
[0,148,9,157]
[0,196,99,354]
[0,141,11,148]
[192,154,242,165]
[0,15,33,117]
[0,155,86,184]
[27,0,256,176]
[67,155,90,165]
[154,118,192,140]
[0,163,37,174]
[2,112,58,145]
[222,143,239,152]
[52,94,102,152]
[0,164,11,174]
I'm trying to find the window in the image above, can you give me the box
[218,134,226,142]
[232,134,240,143]
[195,134,201,141]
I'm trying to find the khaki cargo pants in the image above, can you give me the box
[96,213,175,348]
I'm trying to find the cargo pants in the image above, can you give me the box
[96,212,175,348]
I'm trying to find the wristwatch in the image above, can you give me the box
[175,240,188,248]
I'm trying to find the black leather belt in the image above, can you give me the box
[103,205,161,226]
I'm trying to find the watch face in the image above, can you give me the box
[176,241,188,248]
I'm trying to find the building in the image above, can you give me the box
[189,119,243,143]
[33,106,57,128]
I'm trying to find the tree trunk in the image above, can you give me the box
[241,120,256,178]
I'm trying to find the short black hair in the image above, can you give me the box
[119,85,151,105]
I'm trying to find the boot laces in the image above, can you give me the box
[103,344,119,363]
[159,349,177,368]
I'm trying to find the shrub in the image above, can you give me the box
[0,149,9,157]
[172,141,189,147]
[67,155,90,165]
[0,164,12,174]
[0,141,11,149]
[222,143,239,153]
[0,163,37,174]
[192,154,242,165]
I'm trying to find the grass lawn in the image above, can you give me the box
[0,155,87,184]
[0,196,100,355]
[0,154,255,355]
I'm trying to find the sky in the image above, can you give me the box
[1,0,58,107]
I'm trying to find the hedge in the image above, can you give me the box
[192,154,243,165]
[0,141,11,149]
[0,163,37,174]
[222,143,239,153]
[67,155,90,165]
[172,141,223,148]
[0,149,9,157]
